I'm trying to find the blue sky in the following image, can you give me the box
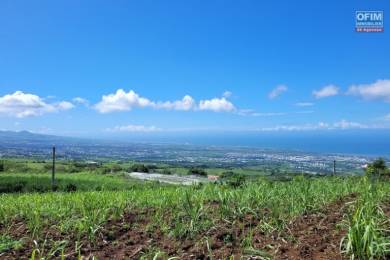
[0,0,389,137]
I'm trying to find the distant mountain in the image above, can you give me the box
[0,130,103,159]
[0,130,72,143]
[0,131,97,150]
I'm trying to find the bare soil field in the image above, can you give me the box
[1,194,362,259]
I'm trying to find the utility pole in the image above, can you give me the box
[333,160,336,176]
[52,146,56,191]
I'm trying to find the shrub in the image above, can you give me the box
[111,164,123,173]
[187,167,207,176]
[146,164,158,170]
[220,171,246,188]
[67,164,82,173]
[32,184,47,193]
[129,164,149,173]
[98,167,112,175]
[65,183,77,192]
[220,171,234,179]
[70,162,88,172]
[4,162,29,173]
[372,158,386,171]
[52,184,59,192]
[365,158,388,178]
[0,181,25,193]
[43,164,53,172]
[161,169,172,175]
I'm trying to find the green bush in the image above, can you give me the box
[146,164,158,170]
[0,180,26,193]
[43,163,53,172]
[98,167,112,174]
[161,168,172,175]
[129,164,149,173]
[220,171,246,188]
[110,164,123,173]
[187,167,207,176]
[65,183,77,192]
[366,158,388,178]
[3,161,30,173]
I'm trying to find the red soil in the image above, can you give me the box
[0,194,362,259]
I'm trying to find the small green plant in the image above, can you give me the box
[241,228,254,249]
[341,186,390,259]
[0,235,22,253]
[30,239,68,260]
[174,191,206,238]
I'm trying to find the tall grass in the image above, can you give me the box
[342,178,390,259]
[0,172,136,193]
[0,174,389,258]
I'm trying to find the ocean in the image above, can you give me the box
[115,130,390,157]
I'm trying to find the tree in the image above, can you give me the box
[0,161,4,172]
[366,158,388,177]
[372,158,386,171]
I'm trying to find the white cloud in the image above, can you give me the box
[156,95,235,112]
[223,91,232,98]
[258,120,369,131]
[250,112,286,117]
[295,102,314,107]
[268,85,287,99]
[72,97,90,105]
[237,109,313,117]
[384,114,390,121]
[106,124,161,133]
[312,85,339,99]
[295,110,314,114]
[198,97,236,112]
[260,119,374,131]
[333,119,365,129]
[155,95,196,111]
[235,109,256,116]
[259,122,328,131]
[95,89,237,113]
[57,101,74,110]
[0,91,74,118]
[94,89,154,113]
[347,79,390,102]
